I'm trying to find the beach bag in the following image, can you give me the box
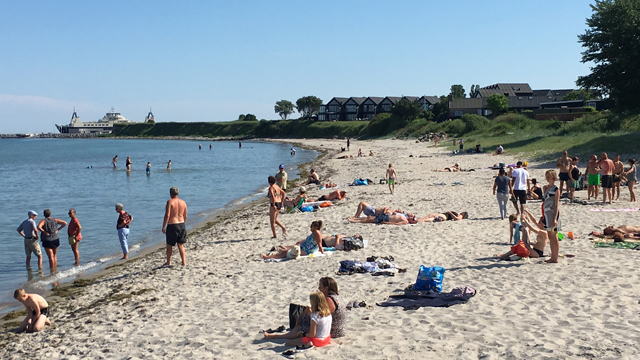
[319,202,332,208]
[510,241,530,258]
[342,236,364,251]
[300,206,313,212]
[414,266,445,292]
[121,212,132,226]
[289,303,307,329]
[353,179,367,186]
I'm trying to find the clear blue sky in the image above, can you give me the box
[0,0,595,133]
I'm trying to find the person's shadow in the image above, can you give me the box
[253,338,292,354]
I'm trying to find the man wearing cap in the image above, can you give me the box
[17,211,42,270]
[275,164,288,192]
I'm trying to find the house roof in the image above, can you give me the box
[402,96,420,102]
[380,96,403,104]
[326,97,349,106]
[449,98,485,109]
[345,97,367,105]
[477,83,533,97]
[421,96,441,104]
[362,97,384,105]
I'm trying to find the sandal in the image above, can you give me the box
[282,349,296,359]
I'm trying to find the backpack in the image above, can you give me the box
[414,266,445,292]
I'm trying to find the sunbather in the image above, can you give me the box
[434,164,461,172]
[591,225,640,237]
[414,211,469,222]
[301,169,321,186]
[348,213,417,225]
[283,187,307,209]
[260,220,325,259]
[353,201,391,217]
[317,190,346,201]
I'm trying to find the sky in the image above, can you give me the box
[0,0,596,133]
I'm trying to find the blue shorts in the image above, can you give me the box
[375,214,389,224]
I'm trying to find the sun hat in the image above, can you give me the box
[28,210,37,217]
[299,186,306,193]
[279,164,285,169]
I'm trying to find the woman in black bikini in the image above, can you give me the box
[267,176,286,238]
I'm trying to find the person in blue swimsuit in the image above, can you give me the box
[260,221,325,260]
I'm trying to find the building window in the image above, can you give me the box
[587,102,596,107]
[528,96,532,100]
[346,105,356,112]
[318,115,325,121]
[477,109,482,116]
[518,97,522,100]
[454,111,463,117]
[319,105,326,113]
[347,114,355,120]
[484,109,493,116]
[382,105,390,111]
[328,106,340,112]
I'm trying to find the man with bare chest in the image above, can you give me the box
[586,154,601,200]
[556,150,571,195]
[14,289,51,333]
[597,153,615,204]
[612,154,624,201]
[162,187,188,266]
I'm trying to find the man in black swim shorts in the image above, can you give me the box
[162,187,188,266]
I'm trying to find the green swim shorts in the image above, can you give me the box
[588,174,600,186]
[388,179,395,185]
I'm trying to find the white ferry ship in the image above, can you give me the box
[56,107,151,134]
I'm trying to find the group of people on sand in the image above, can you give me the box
[349,201,467,225]
[14,186,190,332]
[112,155,171,173]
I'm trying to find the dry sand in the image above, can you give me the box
[2,138,640,359]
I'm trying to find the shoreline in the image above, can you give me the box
[3,139,640,359]
[0,138,327,320]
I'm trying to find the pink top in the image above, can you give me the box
[68,218,82,240]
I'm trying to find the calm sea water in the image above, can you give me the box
[0,138,316,311]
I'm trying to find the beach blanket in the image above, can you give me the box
[377,286,476,309]
[589,208,638,212]
[264,240,368,263]
[593,242,640,250]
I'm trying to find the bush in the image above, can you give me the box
[584,106,596,113]
[442,119,465,136]
[460,114,490,134]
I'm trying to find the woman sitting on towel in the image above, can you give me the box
[264,277,346,344]
[260,220,325,260]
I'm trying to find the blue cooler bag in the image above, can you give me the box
[414,266,445,292]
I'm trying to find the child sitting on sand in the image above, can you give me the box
[289,291,333,351]
[14,289,51,333]
[509,214,522,245]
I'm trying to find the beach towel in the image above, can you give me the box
[589,208,638,212]
[593,242,640,250]
[377,286,476,309]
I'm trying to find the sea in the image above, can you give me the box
[0,138,317,312]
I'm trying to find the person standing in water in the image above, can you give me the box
[386,164,398,194]
[17,210,41,270]
[239,141,242,148]
[167,160,172,171]
[67,208,82,265]
[162,187,188,266]
[199,144,202,150]
[146,162,151,175]
[125,156,132,171]
[37,209,67,270]
[209,143,212,150]
[112,155,118,168]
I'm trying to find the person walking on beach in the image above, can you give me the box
[347,137,350,150]
[37,209,67,270]
[459,138,464,153]
[275,164,288,192]
[17,210,41,270]
[556,151,571,195]
[162,187,188,266]
[625,159,636,202]
[542,170,561,263]
[612,154,624,201]
[67,208,82,266]
[433,134,439,148]
[125,156,132,171]
[596,153,615,204]
[115,203,132,260]
[586,154,600,200]
[386,164,398,194]
[146,162,151,176]
[112,155,118,168]
[267,175,286,238]
[493,168,512,220]
[510,161,530,215]
[14,289,51,333]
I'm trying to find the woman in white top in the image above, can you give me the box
[287,291,332,351]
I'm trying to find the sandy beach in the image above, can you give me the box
[2,138,640,359]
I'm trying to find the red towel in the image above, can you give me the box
[302,335,331,347]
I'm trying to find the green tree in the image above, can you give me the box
[241,114,257,121]
[295,96,323,119]
[562,89,595,101]
[469,84,480,97]
[274,100,294,120]
[431,95,449,121]
[487,94,509,115]
[390,98,422,120]
[576,0,640,112]
[449,84,466,99]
